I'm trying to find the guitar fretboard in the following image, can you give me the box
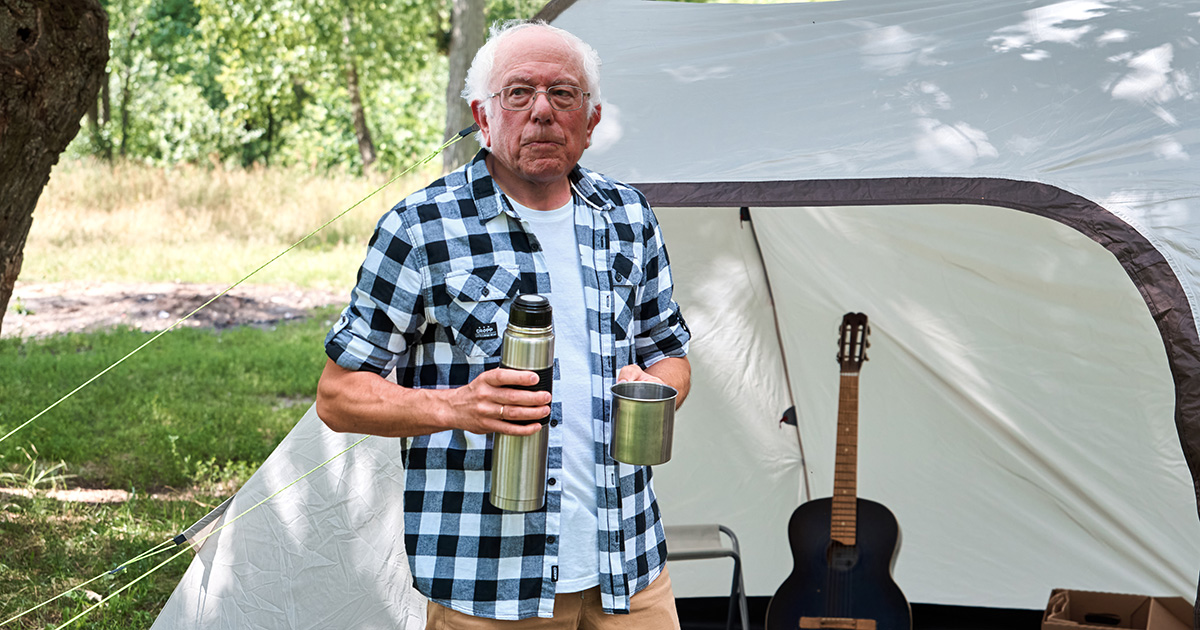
[830,371,859,546]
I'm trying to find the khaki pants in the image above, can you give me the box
[425,567,680,630]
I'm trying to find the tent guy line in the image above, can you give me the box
[0,126,478,449]
[0,540,175,627]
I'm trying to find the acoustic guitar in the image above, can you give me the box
[765,313,911,630]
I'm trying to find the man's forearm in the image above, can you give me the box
[315,359,552,438]
[315,359,452,438]
[645,356,691,408]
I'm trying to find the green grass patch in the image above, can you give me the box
[0,311,341,627]
[0,488,227,629]
[0,308,338,489]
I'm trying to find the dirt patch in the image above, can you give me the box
[4,281,348,339]
[0,486,132,504]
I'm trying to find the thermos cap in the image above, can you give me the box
[510,294,552,328]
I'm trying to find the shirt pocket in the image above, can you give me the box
[610,251,644,343]
[443,264,521,359]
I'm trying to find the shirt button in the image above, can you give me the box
[550,419,559,427]
[548,478,557,486]
[615,274,625,283]
[547,535,557,544]
[481,287,490,297]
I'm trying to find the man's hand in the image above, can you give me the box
[616,357,691,409]
[446,368,551,436]
[616,363,665,385]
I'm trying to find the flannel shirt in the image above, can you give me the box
[324,150,690,620]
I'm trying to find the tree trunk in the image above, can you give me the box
[119,65,132,157]
[443,0,485,173]
[99,70,112,160]
[343,13,376,172]
[101,70,111,125]
[0,0,109,336]
[117,15,138,158]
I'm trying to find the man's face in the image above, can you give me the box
[473,29,601,188]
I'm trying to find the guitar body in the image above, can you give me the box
[765,497,912,630]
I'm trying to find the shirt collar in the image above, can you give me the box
[467,149,614,221]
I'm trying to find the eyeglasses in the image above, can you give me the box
[488,85,591,112]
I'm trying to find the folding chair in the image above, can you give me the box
[664,524,750,630]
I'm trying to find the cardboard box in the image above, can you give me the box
[1042,589,1193,630]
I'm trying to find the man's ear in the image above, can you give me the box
[471,101,492,149]
[586,103,603,147]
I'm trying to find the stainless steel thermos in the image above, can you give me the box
[489,294,554,512]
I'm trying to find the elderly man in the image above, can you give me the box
[316,20,690,629]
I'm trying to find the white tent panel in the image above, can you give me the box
[651,206,801,598]
[152,407,424,630]
[752,202,1195,606]
[556,0,1200,609]
[565,0,1200,346]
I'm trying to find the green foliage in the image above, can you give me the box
[73,0,451,172]
[0,309,339,489]
[0,447,72,492]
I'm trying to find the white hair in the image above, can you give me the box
[462,20,602,147]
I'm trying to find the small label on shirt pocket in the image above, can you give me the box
[444,265,520,358]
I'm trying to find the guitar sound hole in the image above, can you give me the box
[827,542,859,571]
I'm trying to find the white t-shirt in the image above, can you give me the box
[508,196,599,593]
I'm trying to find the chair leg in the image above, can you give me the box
[725,557,751,630]
[725,559,738,630]
[735,560,749,630]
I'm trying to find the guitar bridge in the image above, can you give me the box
[799,617,877,630]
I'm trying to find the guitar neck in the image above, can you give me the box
[831,371,859,546]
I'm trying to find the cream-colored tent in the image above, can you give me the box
[155,0,1200,626]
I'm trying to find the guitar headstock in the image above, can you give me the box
[837,312,870,373]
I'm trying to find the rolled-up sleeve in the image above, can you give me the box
[633,205,690,367]
[325,210,426,376]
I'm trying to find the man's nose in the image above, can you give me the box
[529,92,555,119]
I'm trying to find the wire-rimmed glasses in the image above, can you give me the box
[488,85,590,112]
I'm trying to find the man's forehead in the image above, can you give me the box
[499,70,583,87]
[492,30,586,86]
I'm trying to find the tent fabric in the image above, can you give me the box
[152,406,424,629]
[553,0,1200,613]
[156,0,1200,625]
[638,176,1200,496]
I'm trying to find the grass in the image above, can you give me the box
[21,159,435,290]
[0,489,226,629]
[0,309,341,628]
[0,311,339,489]
[1,159,440,628]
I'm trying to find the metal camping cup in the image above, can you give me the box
[489,294,554,512]
[609,381,678,466]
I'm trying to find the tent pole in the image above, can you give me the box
[742,207,811,502]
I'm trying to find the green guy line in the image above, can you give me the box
[1,130,471,447]
[0,541,176,627]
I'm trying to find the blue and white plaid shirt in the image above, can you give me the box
[325,150,690,620]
